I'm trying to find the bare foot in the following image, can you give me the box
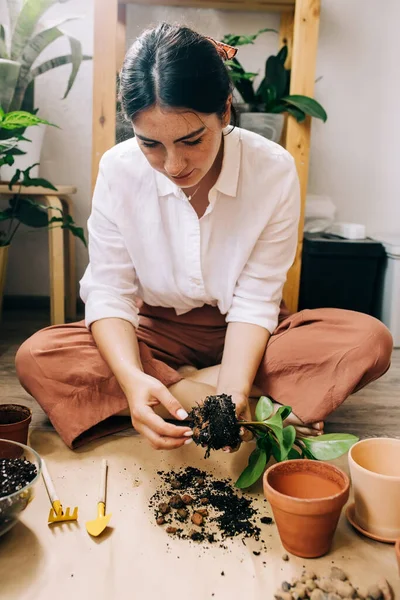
[272,403,324,437]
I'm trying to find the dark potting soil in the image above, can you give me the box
[0,458,37,498]
[150,466,262,544]
[189,394,241,457]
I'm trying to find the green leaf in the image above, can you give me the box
[62,35,83,99]
[288,447,302,460]
[20,166,58,191]
[255,396,274,421]
[282,95,328,122]
[10,0,58,60]
[6,0,24,35]
[222,28,277,47]
[301,433,359,461]
[0,208,14,221]
[66,223,87,247]
[11,197,48,227]
[0,59,21,113]
[265,55,287,98]
[271,425,296,462]
[0,136,21,152]
[275,406,292,421]
[1,110,55,130]
[0,25,8,59]
[235,447,268,489]
[286,106,306,123]
[9,168,21,189]
[29,54,92,82]
[276,45,288,65]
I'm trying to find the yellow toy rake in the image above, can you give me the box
[41,459,78,524]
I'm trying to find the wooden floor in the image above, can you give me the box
[1,310,399,600]
[1,309,399,438]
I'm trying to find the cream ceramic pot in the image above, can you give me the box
[348,438,400,540]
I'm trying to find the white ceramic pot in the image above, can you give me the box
[239,113,284,144]
[0,124,46,182]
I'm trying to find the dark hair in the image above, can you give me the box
[119,23,236,125]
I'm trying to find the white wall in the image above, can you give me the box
[3,0,399,297]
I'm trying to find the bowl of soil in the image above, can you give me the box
[0,404,32,444]
[0,439,41,537]
[263,459,350,558]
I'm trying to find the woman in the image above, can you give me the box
[15,24,392,450]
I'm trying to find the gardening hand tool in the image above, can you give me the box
[85,459,112,537]
[41,459,78,524]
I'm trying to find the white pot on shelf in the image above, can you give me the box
[0,124,46,182]
[239,112,284,144]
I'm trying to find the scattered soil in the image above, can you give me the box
[0,458,37,498]
[189,394,241,457]
[274,566,394,600]
[0,458,38,528]
[150,467,268,544]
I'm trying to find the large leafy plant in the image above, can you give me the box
[0,108,86,247]
[222,29,327,123]
[0,0,92,114]
[235,396,357,489]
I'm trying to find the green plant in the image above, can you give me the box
[0,108,86,247]
[235,396,357,489]
[0,0,92,114]
[222,30,327,123]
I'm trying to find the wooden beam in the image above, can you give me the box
[277,9,294,148]
[92,0,118,194]
[120,0,295,12]
[283,0,321,312]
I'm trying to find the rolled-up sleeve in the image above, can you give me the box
[80,158,140,329]
[226,159,300,334]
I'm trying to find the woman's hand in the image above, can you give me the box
[125,371,193,450]
[223,391,254,450]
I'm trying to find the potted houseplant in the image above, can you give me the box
[0,107,86,314]
[0,0,92,178]
[222,30,327,142]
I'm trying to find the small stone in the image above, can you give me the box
[326,595,341,600]
[200,497,209,505]
[181,494,193,505]
[158,502,170,515]
[191,512,204,526]
[330,567,347,582]
[196,508,208,517]
[317,579,336,594]
[166,526,177,534]
[170,478,182,489]
[176,508,188,521]
[261,516,273,524]
[194,477,205,486]
[156,516,165,525]
[292,584,307,599]
[282,582,292,592]
[366,586,383,600]
[377,580,393,600]
[169,494,184,508]
[306,580,317,592]
[275,593,292,600]
[282,553,289,561]
[304,571,317,580]
[310,591,327,600]
[334,581,356,597]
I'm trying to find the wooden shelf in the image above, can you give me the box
[120,0,295,11]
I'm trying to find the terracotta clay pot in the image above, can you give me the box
[263,459,350,558]
[0,404,32,445]
[349,438,400,540]
[395,539,400,576]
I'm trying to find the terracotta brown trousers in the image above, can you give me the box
[15,303,393,449]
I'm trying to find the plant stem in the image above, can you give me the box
[8,221,21,244]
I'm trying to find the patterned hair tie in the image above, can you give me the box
[205,36,238,60]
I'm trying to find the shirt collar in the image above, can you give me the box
[154,126,241,198]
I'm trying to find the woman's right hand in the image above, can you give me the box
[125,371,193,450]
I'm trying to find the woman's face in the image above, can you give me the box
[133,103,231,189]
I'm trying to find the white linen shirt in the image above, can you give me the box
[80,126,300,334]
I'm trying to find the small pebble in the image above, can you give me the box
[181,494,193,505]
[196,508,208,517]
[191,512,204,526]
[330,567,347,582]
[176,508,188,521]
[166,526,177,534]
[156,516,165,525]
[260,516,273,524]
[200,497,209,505]
[169,494,184,509]
[275,593,292,600]
[282,553,289,562]
[310,590,326,600]
[0,458,37,497]
[158,502,170,515]
[170,479,182,489]
[282,582,291,592]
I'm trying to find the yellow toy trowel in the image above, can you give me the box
[86,459,112,537]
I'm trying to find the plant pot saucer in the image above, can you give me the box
[346,503,397,544]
